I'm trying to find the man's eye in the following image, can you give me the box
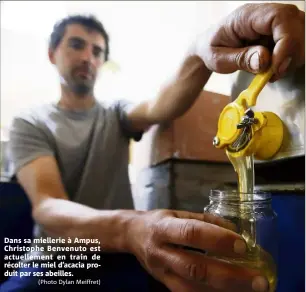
[70,41,84,50]
[93,48,103,58]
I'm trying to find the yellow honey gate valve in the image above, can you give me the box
[213,68,284,160]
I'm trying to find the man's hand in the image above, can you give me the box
[196,3,305,81]
[125,3,304,133]
[126,210,269,292]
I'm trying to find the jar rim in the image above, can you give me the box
[209,189,271,202]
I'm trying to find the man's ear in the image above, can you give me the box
[48,48,56,65]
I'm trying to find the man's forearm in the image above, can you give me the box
[146,55,211,123]
[33,197,141,252]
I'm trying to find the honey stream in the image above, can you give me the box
[227,154,277,292]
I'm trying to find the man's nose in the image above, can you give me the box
[80,47,94,63]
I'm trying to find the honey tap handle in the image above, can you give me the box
[237,67,274,108]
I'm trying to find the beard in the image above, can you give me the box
[60,75,95,97]
[60,65,96,97]
[70,80,94,96]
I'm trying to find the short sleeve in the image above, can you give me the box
[8,117,54,177]
[115,100,143,142]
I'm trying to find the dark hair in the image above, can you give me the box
[49,14,110,61]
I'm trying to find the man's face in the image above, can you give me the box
[49,24,106,96]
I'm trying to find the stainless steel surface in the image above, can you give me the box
[231,67,305,161]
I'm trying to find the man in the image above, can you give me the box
[3,2,304,292]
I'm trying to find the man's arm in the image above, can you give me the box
[125,3,304,134]
[125,55,211,132]
[17,155,139,252]
[19,157,257,291]
[9,88,262,291]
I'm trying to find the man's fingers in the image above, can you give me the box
[208,45,271,74]
[164,272,223,292]
[157,247,268,291]
[173,210,237,232]
[250,3,304,76]
[163,272,206,292]
[269,6,304,77]
[203,212,237,232]
[272,37,294,78]
[206,3,304,77]
[156,217,246,256]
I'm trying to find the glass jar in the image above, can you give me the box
[204,190,278,292]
